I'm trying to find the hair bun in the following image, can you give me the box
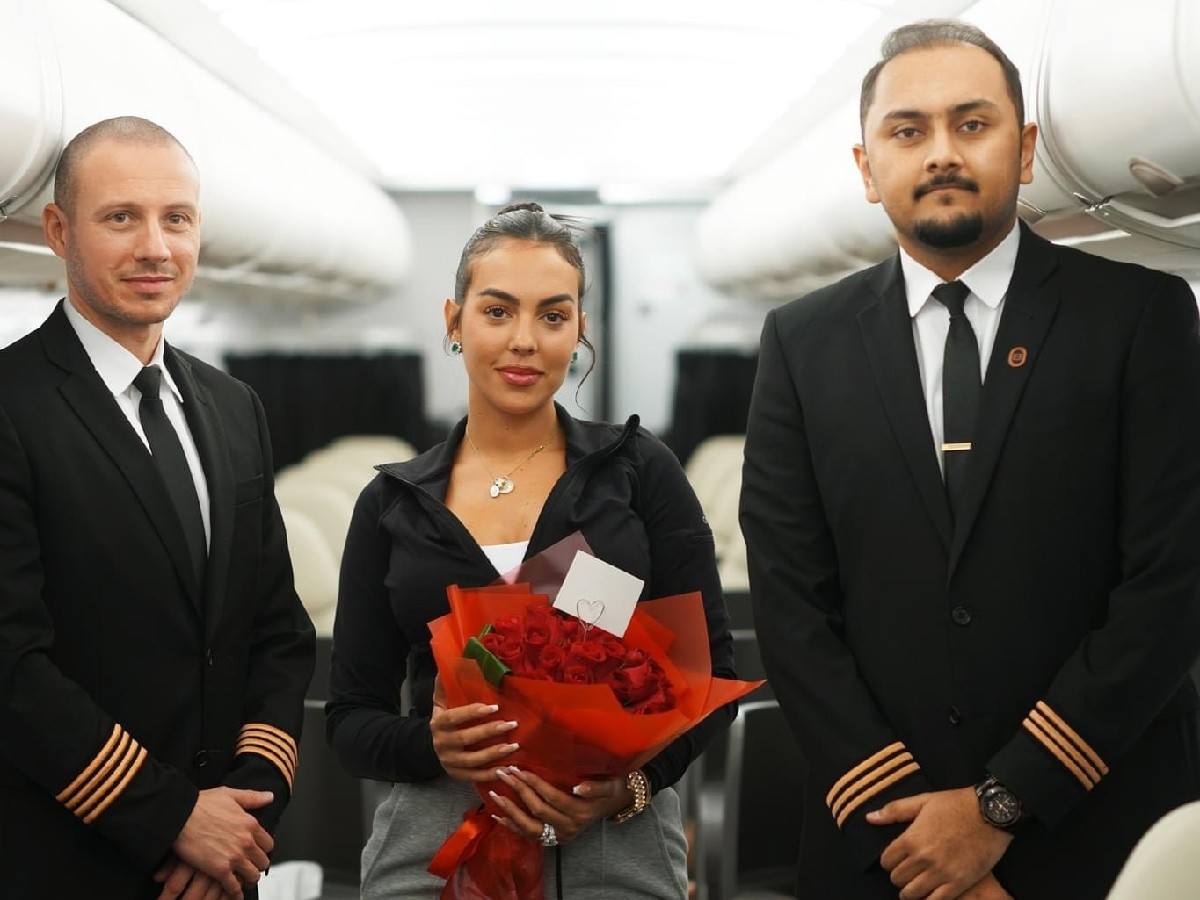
[497,201,545,215]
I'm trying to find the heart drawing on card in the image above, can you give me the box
[576,598,605,627]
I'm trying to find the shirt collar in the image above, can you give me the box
[62,299,184,403]
[900,220,1021,318]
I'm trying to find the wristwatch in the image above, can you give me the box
[611,769,650,824]
[975,775,1023,829]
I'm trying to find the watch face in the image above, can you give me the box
[983,787,1021,827]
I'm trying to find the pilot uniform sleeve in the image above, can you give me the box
[0,401,198,871]
[740,308,933,870]
[988,275,1200,826]
[221,388,316,834]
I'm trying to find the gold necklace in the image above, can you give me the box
[464,428,552,499]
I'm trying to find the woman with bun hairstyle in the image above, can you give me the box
[326,203,737,898]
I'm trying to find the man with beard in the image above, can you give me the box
[0,117,314,898]
[741,20,1200,900]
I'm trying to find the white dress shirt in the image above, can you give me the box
[63,299,212,547]
[899,223,1021,471]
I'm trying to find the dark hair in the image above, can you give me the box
[53,116,195,215]
[448,201,594,382]
[859,20,1025,133]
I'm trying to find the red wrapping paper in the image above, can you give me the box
[426,534,763,899]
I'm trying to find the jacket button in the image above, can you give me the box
[951,606,972,626]
[194,750,209,768]
[205,648,214,667]
[948,706,963,726]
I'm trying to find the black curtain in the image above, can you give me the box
[666,348,758,466]
[225,352,426,471]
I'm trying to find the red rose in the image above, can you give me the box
[481,632,506,656]
[622,648,648,668]
[537,644,566,677]
[494,636,525,671]
[493,615,524,641]
[609,659,657,705]
[524,618,555,655]
[557,617,581,642]
[631,685,675,714]
[562,664,592,685]
[569,640,606,667]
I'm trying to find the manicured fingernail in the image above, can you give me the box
[572,784,585,796]
[486,704,500,712]
[491,814,504,823]
[498,720,519,731]
[506,765,522,774]
[495,769,510,780]
[504,743,520,752]
[489,790,502,799]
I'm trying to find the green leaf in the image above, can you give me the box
[463,635,510,687]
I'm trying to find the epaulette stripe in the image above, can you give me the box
[1023,717,1094,791]
[825,742,906,808]
[56,724,122,804]
[1035,702,1108,775]
[236,739,295,788]
[66,731,132,812]
[836,762,922,828]
[238,726,298,768]
[84,746,147,825]
[75,736,142,819]
[1029,709,1102,784]
[830,752,916,820]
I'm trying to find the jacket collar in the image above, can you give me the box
[377,403,639,488]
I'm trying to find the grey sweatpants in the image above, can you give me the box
[360,776,688,898]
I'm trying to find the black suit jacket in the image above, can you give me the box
[740,225,1200,899]
[0,303,315,898]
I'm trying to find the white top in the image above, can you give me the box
[899,222,1021,472]
[63,299,212,547]
[482,540,529,582]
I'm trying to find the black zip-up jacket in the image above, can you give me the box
[326,405,737,794]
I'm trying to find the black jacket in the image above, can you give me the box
[326,405,737,795]
[741,226,1200,899]
[0,304,315,898]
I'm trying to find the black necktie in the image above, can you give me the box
[932,281,980,520]
[134,365,207,580]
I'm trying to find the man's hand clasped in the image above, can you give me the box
[157,786,275,900]
[869,787,1013,900]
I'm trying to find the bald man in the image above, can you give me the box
[0,117,314,899]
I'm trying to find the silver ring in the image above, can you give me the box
[539,822,558,847]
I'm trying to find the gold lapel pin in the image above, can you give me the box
[1007,346,1028,368]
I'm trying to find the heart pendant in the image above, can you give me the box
[495,477,514,495]
[576,598,605,628]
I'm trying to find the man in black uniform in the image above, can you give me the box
[741,20,1200,900]
[0,117,315,898]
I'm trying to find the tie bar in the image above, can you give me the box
[942,442,972,452]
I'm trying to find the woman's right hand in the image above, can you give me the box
[431,681,520,782]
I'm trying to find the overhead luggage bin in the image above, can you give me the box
[698,0,1200,299]
[0,0,412,304]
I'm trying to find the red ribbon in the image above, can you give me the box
[429,804,492,879]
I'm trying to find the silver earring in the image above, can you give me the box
[449,340,462,355]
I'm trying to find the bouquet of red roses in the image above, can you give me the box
[426,533,762,900]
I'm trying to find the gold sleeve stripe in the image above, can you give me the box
[66,731,132,812]
[1029,709,1102,784]
[1035,702,1109,775]
[825,741,906,809]
[1023,717,1094,791]
[238,726,298,768]
[84,746,147,825]
[235,739,295,788]
[75,734,143,820]
[56,723,122,804]
[831,752,916,820]
[235,734,297,776]
[239,724,298,763]
[836,762,922,828]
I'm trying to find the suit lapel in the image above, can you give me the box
[168,346,234,634]
[947,226,1061,577]
[858,256,953,551]
[42,305,202,609]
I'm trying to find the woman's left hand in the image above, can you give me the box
[489,767,634,845]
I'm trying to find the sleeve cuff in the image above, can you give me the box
[988,700,1110,827]
[55,723,150,825]
[234,722,299,790]
[825,741,933,870]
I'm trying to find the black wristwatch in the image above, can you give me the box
[975,775,1023,829]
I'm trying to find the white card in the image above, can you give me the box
[552,550,644,638]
